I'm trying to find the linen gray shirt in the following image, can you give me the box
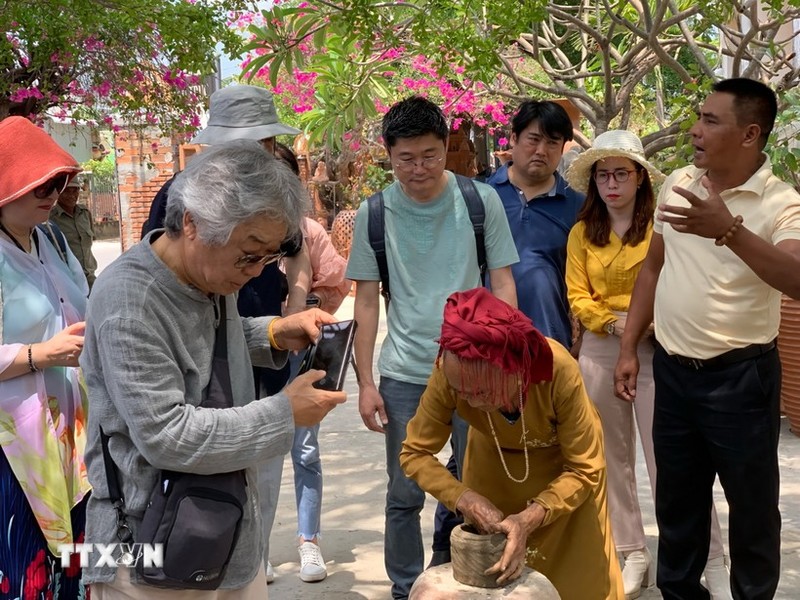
[81,232,294,588]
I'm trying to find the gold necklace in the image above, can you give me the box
[485,385,529,483]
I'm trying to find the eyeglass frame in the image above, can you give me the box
[234,248,287,270]
[393,156,444,173]
[33,174,71,199]
[593,168,639,185]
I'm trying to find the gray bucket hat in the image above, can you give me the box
[191,85,301,145]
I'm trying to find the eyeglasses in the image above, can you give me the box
[33,174,70,199]
[593,169,637,184]
[393,156,444,173]
[234,249,287,270]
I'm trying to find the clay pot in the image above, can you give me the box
[450,524,507,588]
[779,295,800,436]
[409,564,560,599]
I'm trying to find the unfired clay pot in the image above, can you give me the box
[450,524,507,588]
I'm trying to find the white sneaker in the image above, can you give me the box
[266,561,275,584]
[703,556,733,600]
[622,548,655,600]
[298,541,327,582]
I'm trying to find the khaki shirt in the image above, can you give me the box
[50,203,98,288]
[653,157,800,358]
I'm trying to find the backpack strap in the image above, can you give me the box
[366,192,391,309]
[454,174,487,286]
[35,221,69,264]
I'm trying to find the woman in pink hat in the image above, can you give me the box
[0,117,90,598]
[565,130,731,599]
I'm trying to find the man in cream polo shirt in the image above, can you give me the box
[615,78,800,599]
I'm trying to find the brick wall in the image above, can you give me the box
[114,128,178,251]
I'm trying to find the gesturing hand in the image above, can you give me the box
[659,176,737,240]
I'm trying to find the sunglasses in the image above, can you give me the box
[33,174,70,199]
[234,249,287,270]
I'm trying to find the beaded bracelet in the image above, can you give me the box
[714,215,744,247]
[267,318,285,351]
[27,344,38,373]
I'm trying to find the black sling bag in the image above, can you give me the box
[101,298,248,589]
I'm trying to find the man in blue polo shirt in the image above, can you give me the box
[488,100,584,350]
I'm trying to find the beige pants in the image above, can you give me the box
[579,327,725,559]
[91,565,268,600]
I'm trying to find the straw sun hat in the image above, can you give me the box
[565,130,664,194]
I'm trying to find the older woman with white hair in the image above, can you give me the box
[81,140,346,599]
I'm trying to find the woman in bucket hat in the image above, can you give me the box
[0,116,90,598]
[565,130,731,599]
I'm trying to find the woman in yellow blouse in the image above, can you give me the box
[565,131,730,599]
[400,287,623,600]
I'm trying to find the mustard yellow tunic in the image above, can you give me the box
[400,341,623,600]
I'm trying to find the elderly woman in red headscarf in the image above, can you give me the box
[400,287,623,599]
[0,117,90,598]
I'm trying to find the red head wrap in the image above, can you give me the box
[438,288,553,408]
[0,117,81,207]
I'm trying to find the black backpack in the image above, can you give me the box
[367,174,487,308]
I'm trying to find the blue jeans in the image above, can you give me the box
[379,376,428,599]
[288,352,324,540]
[292,424,322,539]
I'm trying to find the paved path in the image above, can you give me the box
[94,241,800,598]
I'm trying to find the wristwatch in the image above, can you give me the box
[604,321,616,336]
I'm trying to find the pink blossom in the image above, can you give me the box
[9,87,44,102]
[498,137,508,147]
[84,36,105,52]
[381,48,402,60]
[95,81,112,96]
